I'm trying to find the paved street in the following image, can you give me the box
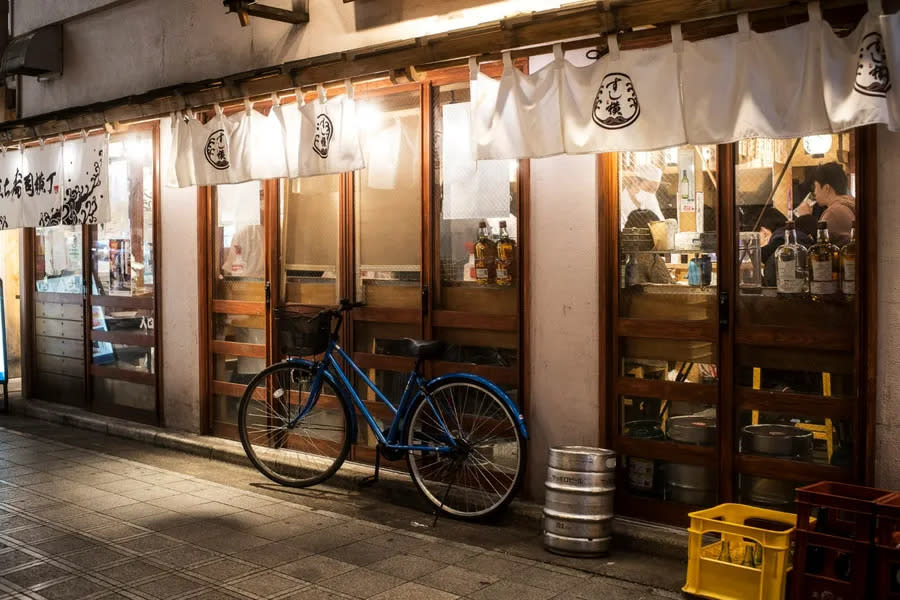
[0,415,684,599]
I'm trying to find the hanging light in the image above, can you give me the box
[802,135,832,158]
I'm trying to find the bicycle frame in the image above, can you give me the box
[288,338,457,454]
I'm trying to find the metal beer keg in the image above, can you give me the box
[543,446,615,557]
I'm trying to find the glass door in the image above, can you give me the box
[352,85,424,467]
[430,81,521,395]
[732,133,859,510]
[611,145,721,521]
[88,128,160,423]
[33,225,86,408]
[209,180,272,437]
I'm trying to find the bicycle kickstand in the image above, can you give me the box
[359,447,381,488]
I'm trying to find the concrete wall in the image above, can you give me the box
[875,125,900,490]
[159,117,202,432]
[14,0,567,118]
[524,51,601,499]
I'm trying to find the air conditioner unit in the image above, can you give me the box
[1,25,62,78]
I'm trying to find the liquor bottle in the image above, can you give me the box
[474,221,496,285]
[740,543,754,567]
[808,221,839,301]
[840,220,857,300]
[463,242,476,282]
[775,221,808,297]
[717,540,732,563]
[495,220,516,286]
[680,170,690,207]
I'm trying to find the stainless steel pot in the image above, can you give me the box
[741,424,813,458]
[667,416,717,446]
[666,464,715,506]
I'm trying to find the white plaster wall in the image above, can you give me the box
[526,152,600,499]
[875,125,900,490]
[15,0,568,118]
[159,117,202,432]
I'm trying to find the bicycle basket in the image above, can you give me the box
[275,308,331,356]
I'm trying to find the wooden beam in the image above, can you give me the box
[0,0,867,143]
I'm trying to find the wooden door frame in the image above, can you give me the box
[599,131,879,524]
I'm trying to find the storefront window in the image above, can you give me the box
[616,146,720,469]
[355,90,422,308]
[35,226,83,294]
[733,133,857,488]
[280,175,339,306]
[434,82,520,308]
[91,131,154,297]
[214,181,265,300]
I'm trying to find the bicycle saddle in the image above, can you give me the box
[404,338,445,360]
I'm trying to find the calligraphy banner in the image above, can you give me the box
[0,152,22,230]
[60,134,109,225]
[20,143,63,227]
[561,30,687,154]
[172,106,248,187]
[822,0,892,131]
[297,82,366,178]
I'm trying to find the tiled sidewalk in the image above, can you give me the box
[0,419,681,600]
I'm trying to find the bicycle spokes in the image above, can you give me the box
[407,381,524,518]
[239,364,351,487]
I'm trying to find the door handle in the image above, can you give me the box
[719,291,729,330]
[422,285,429,317]
[265,280,271,310]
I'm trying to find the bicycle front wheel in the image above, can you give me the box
[238,362,351,487]
[406,379,526,520]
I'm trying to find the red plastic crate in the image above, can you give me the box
[793,529,873,600]
[795,481,893,541]
[875,493,900,599]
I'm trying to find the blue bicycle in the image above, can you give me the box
[238,299,528,520]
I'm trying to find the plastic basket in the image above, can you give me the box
[275,308,331,356]
[875,493,900,600]
[795,481,892,541]
[683,503,810,600]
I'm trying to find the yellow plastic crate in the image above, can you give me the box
[683,503,813,600]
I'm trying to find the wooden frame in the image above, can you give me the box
[24,123,164,424]
[601,131,878,526]
[196,61,532,472]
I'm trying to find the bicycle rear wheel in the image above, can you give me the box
[405,379,526,520]
[238,361,351,487]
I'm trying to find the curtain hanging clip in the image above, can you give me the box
[468,56,479,81]
[295,87,304,106]
[243,98,252,114]
[38,137,45,148]
[270,92,280,107]
[80,129,88,143]
[316,84,326,103]
[344,79,353,99]
[607,33,620,61]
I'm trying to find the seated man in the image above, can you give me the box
[796,162,855,244]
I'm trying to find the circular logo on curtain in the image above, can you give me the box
[204,129,230,170]
[313,114,334,159]
[854,32,891,97]
[592,72,640,129]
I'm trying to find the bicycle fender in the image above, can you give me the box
[285,358,358,442]
[424,372,528,440]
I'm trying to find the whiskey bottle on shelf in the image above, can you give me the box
[474,221,496,285]
[808,221,839,302]
[840,220,857,300]
[495,220,516,286]
[775,221,808,297]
